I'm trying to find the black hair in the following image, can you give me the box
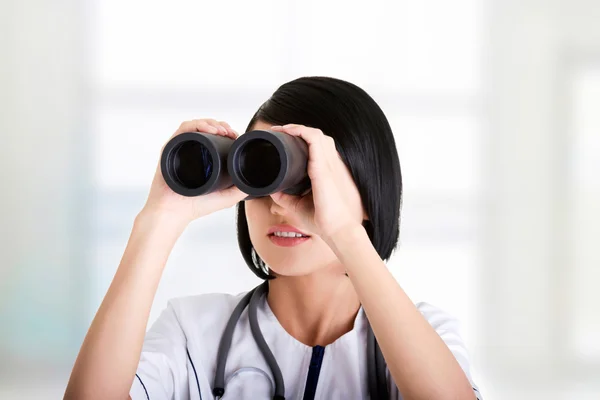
[237,76,402,279]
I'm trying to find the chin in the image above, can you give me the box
[262,255,316,277]
[252,237,340,277]
[261,253,340,278]
[268,267,315,277]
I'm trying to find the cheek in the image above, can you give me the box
[245,200,270,238]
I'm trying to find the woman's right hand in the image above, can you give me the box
[141,118,247,225]
[65,119,244,400]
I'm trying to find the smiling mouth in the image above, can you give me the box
[268,231,310,238]
[267,230,311,247]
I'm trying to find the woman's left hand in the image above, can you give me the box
[269,124,365,242]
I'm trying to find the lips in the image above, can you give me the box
[267,225,310,247]
[268,235,311,247]
[267,224,310,237]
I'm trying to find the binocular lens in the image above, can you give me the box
[171,141,213,188]
[237,139,281,188]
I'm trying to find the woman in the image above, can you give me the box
[65,77,482,399]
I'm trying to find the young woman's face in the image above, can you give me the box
[244,121,346,277]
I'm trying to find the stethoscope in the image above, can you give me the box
[212,281,390,400]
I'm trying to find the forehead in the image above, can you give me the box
[249,120,273,131]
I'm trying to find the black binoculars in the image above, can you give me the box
[160,130,310,198]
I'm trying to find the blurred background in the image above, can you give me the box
[1,0,599,398]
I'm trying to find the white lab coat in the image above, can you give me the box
[130,289,483,400]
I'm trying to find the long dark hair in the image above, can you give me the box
[237,76,402,279]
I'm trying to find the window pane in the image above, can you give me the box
[91,0,288,87]
[388,241,479,346]
[93,107,480,196]
[300,0,481,94]
[92,0,481,94]
[390,114,480,196]
[91,206,258,327]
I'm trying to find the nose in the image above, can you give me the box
[269,196,288,216]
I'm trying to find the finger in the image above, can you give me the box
[161,119,229,162]
[201,118,229,136]
[177,119,219,135]
[270,191,302,212]
[324,135,337,151]
[218,121,239,139]
[274,124,337,150]
[272,124,326,145]
[325,136,346,174]
[270,123,314,134]
[272,124,332,180]
[162,120,214,154]
[274,124,340,163]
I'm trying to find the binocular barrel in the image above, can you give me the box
[160,132,233,196]
[160,130,310,198]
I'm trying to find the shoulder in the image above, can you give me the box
[413,302,466,350]
[414,302,463,334]
[166,290,249,327]
[414,302,475,381]
[160,289,256,345]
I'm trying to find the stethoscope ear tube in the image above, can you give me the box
[248,282,286,399]
[213,281,286,400]
[213,288,255,398]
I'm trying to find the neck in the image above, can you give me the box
[266,266,361,347]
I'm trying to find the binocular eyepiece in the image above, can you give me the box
[160,130,310,198]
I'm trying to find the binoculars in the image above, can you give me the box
[160,130,310,198]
